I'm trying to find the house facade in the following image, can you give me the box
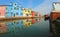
[6,3,22,17]
[0,6,6,18]
[22,8,32,17]
[31,11,35,17]
[0,3,22,18]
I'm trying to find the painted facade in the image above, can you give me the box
[31,11,35,17]
[0,3,37,17]
[22,8,32,17]
[0,6,6,18]
[35,12,40,17]
[6,3,22,17]
[0,3,22,17]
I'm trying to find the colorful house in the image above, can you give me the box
[31,11,35,17]
[0,2,22,18]
[6,3,22,17]
[22,8,32,17]
[0,6,6,18]
[35,12,40,17]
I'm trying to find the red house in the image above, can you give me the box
[31,11,35,17]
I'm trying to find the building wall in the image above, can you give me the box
[50,12,60,20]
[0,6,6,17]
[12,5,22,17]
[5,3,22,17]
[22,8,32,17]
[6,6,13,17]
[31,11,35,17]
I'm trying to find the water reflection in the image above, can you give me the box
[0,18,40,34]
[0,22,7,33]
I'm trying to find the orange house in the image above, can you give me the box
[31,11,35,17]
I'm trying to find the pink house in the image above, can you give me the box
[0,6,6,17]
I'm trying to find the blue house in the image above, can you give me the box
[5,2,22,17]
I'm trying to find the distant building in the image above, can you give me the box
[6,3,22,17]
[35,12,40,17]
[31,11,35,17]
[0,2,22,18]
[0,6,6,18]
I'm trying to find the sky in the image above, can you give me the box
[0,0,44,9]
[32,0,60,15]
[0,0,60,15]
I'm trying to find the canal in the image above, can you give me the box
[0,18,51,37]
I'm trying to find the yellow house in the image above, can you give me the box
[21,8,32,17]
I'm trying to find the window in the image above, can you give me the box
[26,14,29,16]
[11,12,13,14]
[16,7,19,10]
[14,7,16,10]
[14,7,19,10]
[13,14,15,17]
[35,14,37,16]
[5,12,8,14]
[11,8,13,10]
[28,10,30,12]
[15,3,16,6]
[16,12,19,15]
[21,13,23,15]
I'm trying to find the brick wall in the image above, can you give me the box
[50,12,60,20]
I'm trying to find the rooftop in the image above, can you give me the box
[52,10,60,12]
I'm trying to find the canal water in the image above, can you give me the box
[0,18,51,37]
